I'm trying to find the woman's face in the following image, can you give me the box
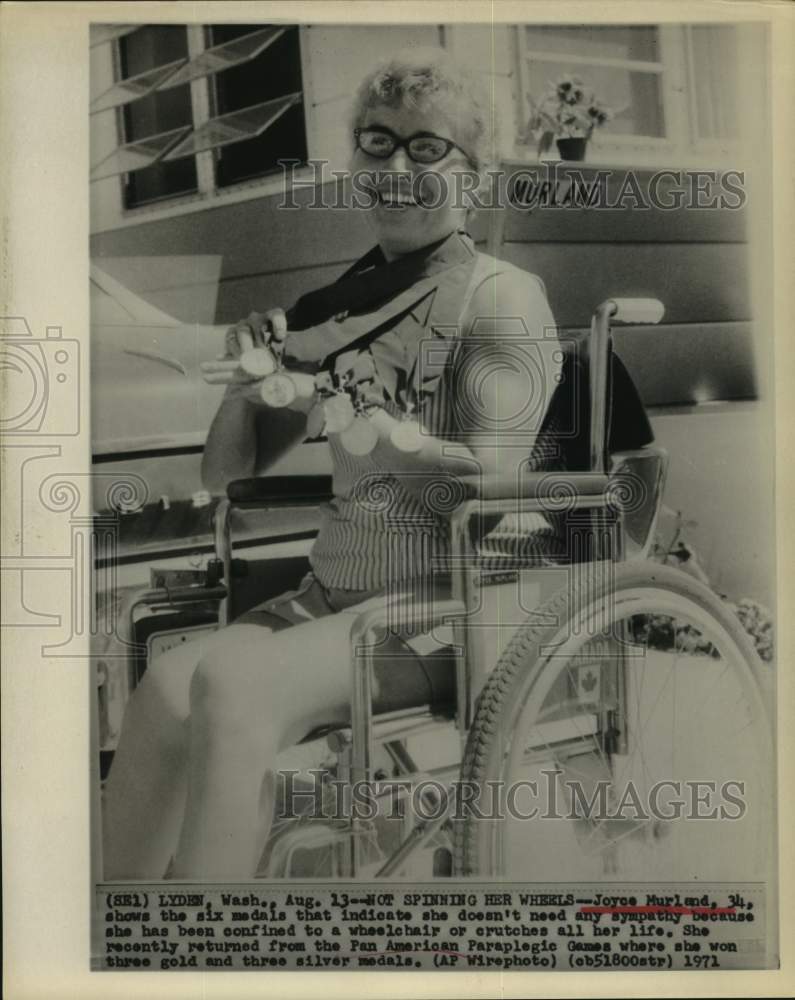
[353,102,477,259]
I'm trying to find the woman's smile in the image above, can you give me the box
[375,190,418,208]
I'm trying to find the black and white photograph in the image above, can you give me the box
[2,1,793,993]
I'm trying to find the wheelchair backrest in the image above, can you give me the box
[539,329,666,562]
[540,330,654,473]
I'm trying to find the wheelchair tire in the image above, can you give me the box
[453,561,774,883]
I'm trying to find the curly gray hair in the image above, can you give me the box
[350,46,499,172]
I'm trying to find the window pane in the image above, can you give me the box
[211,25,307,187]
[527,61,665,138]
[120,27,193,136]
[123,82,194,138]
[90,126,191,181]
[210,23,264,42]
[123,158,199,208]
[216,100,307,187]
[689,25,739,140]
[120,25,189,76]
[118,26,197,206]
[158,25,285,89]
[163,93,301,159]
[90,58,187,114]
[212,25,303,113]
[90,24,138,48]
[524,24,660,63]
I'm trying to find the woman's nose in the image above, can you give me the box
[383,145,411,173]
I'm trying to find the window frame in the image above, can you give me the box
[681,24,745,159]
[103,23,312,218]
[513,24,738,168]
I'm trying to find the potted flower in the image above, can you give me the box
[526,75,613,161]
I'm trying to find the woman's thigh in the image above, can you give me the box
[193,589,456,746]
[144,578,455,745]
[194,612,359,748]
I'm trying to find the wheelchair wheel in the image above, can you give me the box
[454,561,774,882]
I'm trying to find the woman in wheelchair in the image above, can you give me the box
[103,47,650,880]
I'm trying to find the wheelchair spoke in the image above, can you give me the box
[455,564,773,883]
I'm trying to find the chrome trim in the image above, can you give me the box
[590,300,618,473]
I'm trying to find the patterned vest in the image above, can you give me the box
[291,232,566,592]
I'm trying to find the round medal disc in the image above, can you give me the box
[351,354,376,383]
[323,394,356,434]
[240,347,276,378]
[291,372,317,399]
[314,371,334,394]
[340,416,379,456]
[390,419,424,453]
[306,403,326,439]
[260,372,296,408]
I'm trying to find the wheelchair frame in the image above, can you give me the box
[206,298,671,878]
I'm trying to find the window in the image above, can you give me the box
[685,25,739,143]
[519,25,668,146]
[90,24,307,209]
[209,25,307,188]
[516,23,752,164]
[117,26,197,206]
[522,25,666,138]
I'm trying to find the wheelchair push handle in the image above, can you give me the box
[589,297,664,473]
[601,297,665,326]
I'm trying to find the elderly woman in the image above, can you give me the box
[103,46,569,880]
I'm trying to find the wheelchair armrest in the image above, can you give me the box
[350,597,467,644]
[459,471,610,502]
[227,475,333,507]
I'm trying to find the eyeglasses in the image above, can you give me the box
[354,125,474,167]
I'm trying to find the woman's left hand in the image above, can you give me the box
[200,309,288,387]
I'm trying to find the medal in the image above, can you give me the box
[306,402,326,439]
[239,347,276,378]
[390,418,424,453]
[291,372,317,398]
[323,393,355,434]
[350,354,376,383]
[260,372,297,408]
[340,416,378,456]
[314,371,334,394]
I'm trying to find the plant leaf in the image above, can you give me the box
[537,130,554,156]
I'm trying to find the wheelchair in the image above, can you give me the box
[129,298,774,884]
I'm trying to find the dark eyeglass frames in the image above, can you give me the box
[354,126,475,167]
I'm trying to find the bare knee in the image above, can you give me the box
[132,639,201,728]
[134,625,268,727]
[186,622,348,753]
[189,646,283,745]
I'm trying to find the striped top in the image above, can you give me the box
[308,232,566,592]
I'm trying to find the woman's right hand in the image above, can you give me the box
[200,308,288,401]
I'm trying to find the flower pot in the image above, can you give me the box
[556,137,588,161]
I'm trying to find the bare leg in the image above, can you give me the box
[171,611,359,880]
[102,625,271,879]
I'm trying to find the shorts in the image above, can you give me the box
[234,572,456,714]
